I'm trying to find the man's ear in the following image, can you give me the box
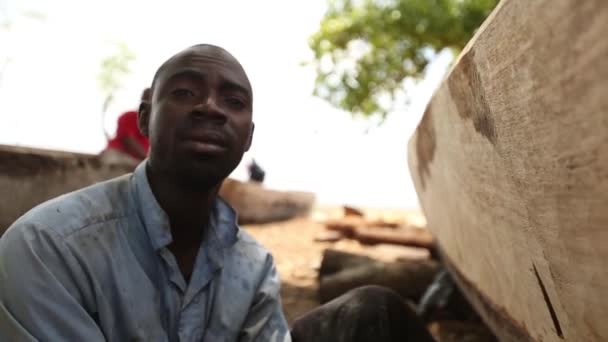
[138,100,151,137]
[245,122,255,152]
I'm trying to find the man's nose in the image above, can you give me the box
[191,95,228,123]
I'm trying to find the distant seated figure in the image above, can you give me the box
[99,89,150,167]
[248,158,265,183]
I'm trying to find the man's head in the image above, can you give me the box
[139,44,254,190]
[141,87,151,102]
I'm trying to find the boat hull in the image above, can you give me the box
[407,0,608,340]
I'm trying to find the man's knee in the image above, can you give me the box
[345,285,401,302]
[337,286,433,341]
[341,285,408,313]
[291,285,434,342]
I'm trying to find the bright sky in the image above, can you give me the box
[0,0,451,209]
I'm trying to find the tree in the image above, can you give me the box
[97,42,135,139]
[308,0,499,119]
[98,42,136,115]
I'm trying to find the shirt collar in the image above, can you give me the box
[131,161,239,252]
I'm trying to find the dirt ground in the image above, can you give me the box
[244,206,497,341]
[244,206,425,323]
[245,216,323,323]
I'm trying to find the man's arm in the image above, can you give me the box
[238,254,291,342]
[0,222,106,341]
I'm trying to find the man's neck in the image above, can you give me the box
[146,165,219,248]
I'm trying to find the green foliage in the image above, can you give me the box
[309,0,499,118]
[98,42,136,113]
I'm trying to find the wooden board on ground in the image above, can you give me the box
[220,178,315,224]
[407,0,607,341]
[318,249,439,303]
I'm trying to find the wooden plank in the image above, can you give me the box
[354,227,435,249]
[441,249,535,342]
[219,178,315,224]
[407,0,608,341]
[318,249,440,303]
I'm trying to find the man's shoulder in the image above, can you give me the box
[236,228,265,247]
[231,228,275,269]
[6,174,133,240]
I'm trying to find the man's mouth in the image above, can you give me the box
[181,132,229,155]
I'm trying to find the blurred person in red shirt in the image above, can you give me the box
[99,89,150,167]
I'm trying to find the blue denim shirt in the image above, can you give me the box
[0,162,290,341]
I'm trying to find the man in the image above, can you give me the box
[99,88,151,167]
[0,44,288,341]
[0,44,434,341]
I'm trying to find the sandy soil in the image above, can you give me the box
[244,206,426,323]
[244,216,333,323]
[244,207,496,341]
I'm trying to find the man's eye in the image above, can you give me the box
[172,88,195,97]
[225,97,245,109]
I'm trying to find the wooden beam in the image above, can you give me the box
[318,249,440,303]
[407,0,608,341]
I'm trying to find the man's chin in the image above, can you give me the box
[178,174,223,193]
[177,163,231,192]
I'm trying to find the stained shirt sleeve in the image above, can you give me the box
[0,221,106,342]
[238,254,292,342]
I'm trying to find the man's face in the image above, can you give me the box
[141,47,254,190]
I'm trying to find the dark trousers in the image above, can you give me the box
[291,285,435,342]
